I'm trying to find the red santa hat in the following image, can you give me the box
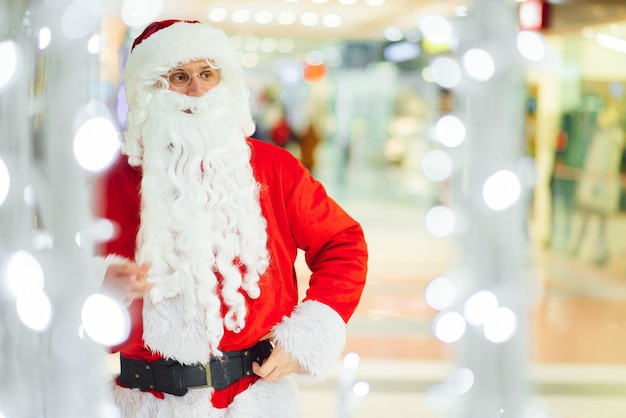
[124,19,255,136]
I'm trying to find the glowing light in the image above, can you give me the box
[419,15,453,44]
[61,0,101,39]
[383,41,420,63]
[254,10,274,24]
[595,33,626,54]
[365,0,385,5]
[339,0,357,4]
[431,56,462,89]
[422,149,453,182]
[94,218,118,242]
[0,40,20,91]
[446,368,474,395]
[384,27,404,42]
[424,275,456,310]
[87,34,105,54]
[82,293,130,346]
[433,311,466,343]
[0,157,9,206]
[425,206,455,237]
[463,48,495,81]
[2,250,45,299]
[73,117,121,172]
[277,11,297,25]
[482,170,521,211]
[300,12,319,26]
[260,37,277,53]
[121,0,164,27]
[463,290,498,326]
[343,352,361,370]
[38,27,52,50]
[517,31,545,62]
[353,381,370,397]
[435,115,465,148]
[484,307,517,343]
[232,9,251,23]
[16,290,52,332]
[322,13,342,28]
[208,7,227,22]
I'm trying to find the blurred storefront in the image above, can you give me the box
[527,1,626,273]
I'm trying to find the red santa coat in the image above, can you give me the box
[96,138,367,411]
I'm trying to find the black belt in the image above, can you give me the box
[118,340,273,396]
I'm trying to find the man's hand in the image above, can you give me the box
[101,262,151,306]
[252,343,301,383]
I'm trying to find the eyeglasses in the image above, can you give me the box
[165,67,220,89]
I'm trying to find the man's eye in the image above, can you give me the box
[199,71,215,80]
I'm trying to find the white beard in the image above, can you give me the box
[134,85,269,362]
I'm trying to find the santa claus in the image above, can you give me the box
[95,20,367,417]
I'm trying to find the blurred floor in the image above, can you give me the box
[297,147,626,418]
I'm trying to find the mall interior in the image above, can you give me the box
[3,0,626,417]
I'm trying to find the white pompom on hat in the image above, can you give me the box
[124,19,255,136]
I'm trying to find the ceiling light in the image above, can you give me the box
[208,7,227,22]
[365,0,385,5]
[338,0,357,5]
[254,10,274,24]
[232,9,251,23]
[300,12,319,26]
[277,11,296,25]
[322,13,342,28]
[596,33,626,54]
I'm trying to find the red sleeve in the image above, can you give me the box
[250,140,367,323]
[289,166,367,323]
[94,156,142,259]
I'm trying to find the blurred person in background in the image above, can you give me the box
[95,19,367,418]
[569,101,625,265]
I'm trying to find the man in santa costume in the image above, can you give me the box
[95,19,367,417]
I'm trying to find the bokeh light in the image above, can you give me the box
[463,48,496,81]
[38,27,52,50]
[430,56,462,89]
[0,40,20,91]
[425,205,455,237]
[1,250,45,299]
[81,293,130,346]
[435,115,466,148]
[424,275,456,310]
[16,290,52,332]
[482,170,521,211]
[484,307,517,343]
[419,15,453,44]
[0,157,9,206]
[433,311,466,343]
[120,0,165,27]
[61,0,100,39]
[446,368,475,395]
[422,149,453,181]
[73,117,121,172]
[463,290,498,326]
[343,352,361,370]
[517,31,545,62]
[353,381,370,397]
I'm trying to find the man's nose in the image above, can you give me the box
[185,76,206,97]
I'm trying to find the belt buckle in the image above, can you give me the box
[190,362,212,390]
[205,362,212,387]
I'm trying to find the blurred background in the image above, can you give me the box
[2,0,626,417]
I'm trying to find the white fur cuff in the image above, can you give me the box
[272,300,346,383]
